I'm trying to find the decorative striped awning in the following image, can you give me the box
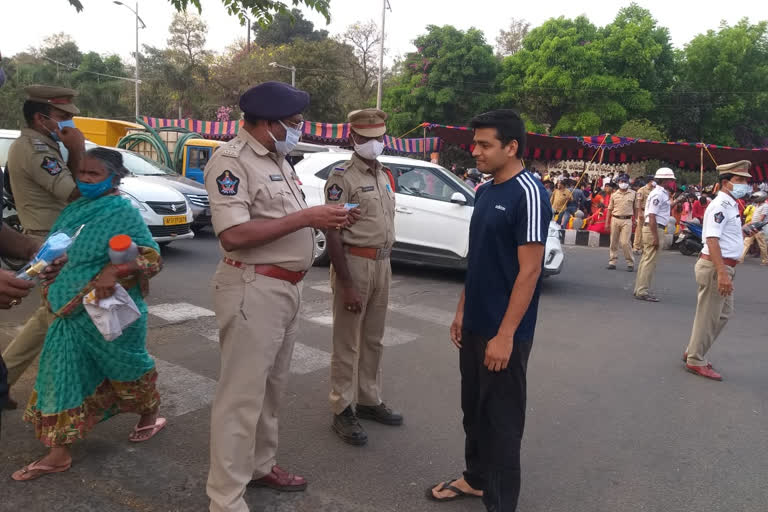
[140,117,443,154]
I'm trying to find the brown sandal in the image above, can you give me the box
[11,459,72,481]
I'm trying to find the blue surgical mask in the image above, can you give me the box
[76,173,115,199]
[41,114,76,141]
[269,121,302,155]
[731,183,752,199]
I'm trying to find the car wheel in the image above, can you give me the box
[313,229,330,266]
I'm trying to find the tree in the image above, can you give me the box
[168,12,209,67]
[498,15,655,136]
[64,0,331,26]
[617,119,667,141]
[496,18,530,56]
[383,25,499,136]
[666,19,768,147]
[339,21,381,105]
[253,8,328,46]
[163,12,213,118]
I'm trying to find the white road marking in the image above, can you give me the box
[382,327,419,347]
[149,303,215,323]
[290,343,332,375]
[310,284,333,294]
[153,358,217,418]
[388,302,454,326]
[303,314,334,326]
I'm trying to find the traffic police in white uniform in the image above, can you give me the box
[683,161,752,381]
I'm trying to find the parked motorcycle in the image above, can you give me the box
[677,220,703,256]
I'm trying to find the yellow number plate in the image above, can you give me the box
[163,215,187,226]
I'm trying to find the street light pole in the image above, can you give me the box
[244,14,251,53]
[269,62,296,87]
[376,0,390,109]
[114,1,146,119]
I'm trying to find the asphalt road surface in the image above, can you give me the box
[1,231,767,512]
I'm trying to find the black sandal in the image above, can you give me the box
[634,294,659,302]
[425,478,480,502]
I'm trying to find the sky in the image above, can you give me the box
[0,0,762,68]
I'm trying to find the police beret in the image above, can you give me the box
[24,84,80,115]
[716,160,752,178]
[239,81,310,120]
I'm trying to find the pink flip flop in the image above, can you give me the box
[129,417,167,443]
[11,459,72,481]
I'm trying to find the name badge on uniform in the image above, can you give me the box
[269,174,284,181]
[216,170,240,196]
[386,183,392,193]
[362,185,375,192]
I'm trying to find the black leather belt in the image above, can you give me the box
[613,215,632,220]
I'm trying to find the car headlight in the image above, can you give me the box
[120,191,147,211]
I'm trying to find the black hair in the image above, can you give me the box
[243,113,265,125]
[469,109,526,158]
[22,100,52,126]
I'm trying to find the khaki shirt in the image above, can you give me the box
[6,128,76,232]
[204,130,314,272]
[550,188,569,213]
[608,189,636,217]
[635,183,653,213]
[324,154,395,249]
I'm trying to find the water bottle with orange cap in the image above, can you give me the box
[108,234,139,264]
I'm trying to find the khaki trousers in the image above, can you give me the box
[741,232,768,264]
[207,262,302,512]
[634,226,663,297]
[329,255,391,415]
[632,213,645,251]
[685,259,735,366]
[609,218,635,266]
[1,294,53,386]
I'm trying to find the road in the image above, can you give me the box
[1,232,767,512]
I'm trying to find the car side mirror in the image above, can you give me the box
[450,192,467,205]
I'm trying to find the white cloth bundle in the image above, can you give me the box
[83,284,141,341]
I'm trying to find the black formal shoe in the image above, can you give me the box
[3,397,18,410]
[606,264,616,270]
[332,406,368,446]
[356,403,403,426]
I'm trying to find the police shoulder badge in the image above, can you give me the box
[714,211,724,224]
[41,156,63,176]
[216,170,240,196]
[327,184,343,201]
[653,198,659,206]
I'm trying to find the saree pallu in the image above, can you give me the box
[24,195,163,447]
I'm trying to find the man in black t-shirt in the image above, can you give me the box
[428,110,551,511]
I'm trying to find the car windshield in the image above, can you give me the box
[434,164,475,196]
[83,142,176,176]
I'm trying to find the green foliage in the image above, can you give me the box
[383,25,499,136]
[617,119,668,141]
[254,8,329,46]
[169,0,331,26]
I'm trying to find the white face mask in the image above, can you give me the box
[354,138,385,160]
[619,182,630,190]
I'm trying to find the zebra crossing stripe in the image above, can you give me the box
[148,303,215,323]
[153,358,217,418]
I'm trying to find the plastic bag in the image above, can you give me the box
[83,284,141,341]
[17,225,84,283]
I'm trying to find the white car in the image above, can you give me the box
[295,150,564,275]
[0,129,194,246]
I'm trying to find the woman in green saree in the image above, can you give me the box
[12,148,166,482]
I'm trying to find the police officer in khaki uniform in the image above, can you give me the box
[324,108,402,446]
[605,173,636,271]
[633,178,654,254]
[205,82,352,512]
[1,85,84,408]
[683,161,753,381]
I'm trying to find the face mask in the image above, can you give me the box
[354,138,385,160]
[41,114,76,141]
[730,183,752,199]
[268,121,301,155]
[76,173,115,199]
[619,182,629,190]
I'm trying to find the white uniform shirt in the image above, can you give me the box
[701,191,744,259]
[644,187,671,227]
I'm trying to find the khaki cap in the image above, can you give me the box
[24,84,80,115]
[348,108,387,137]
[716,160,752,178]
